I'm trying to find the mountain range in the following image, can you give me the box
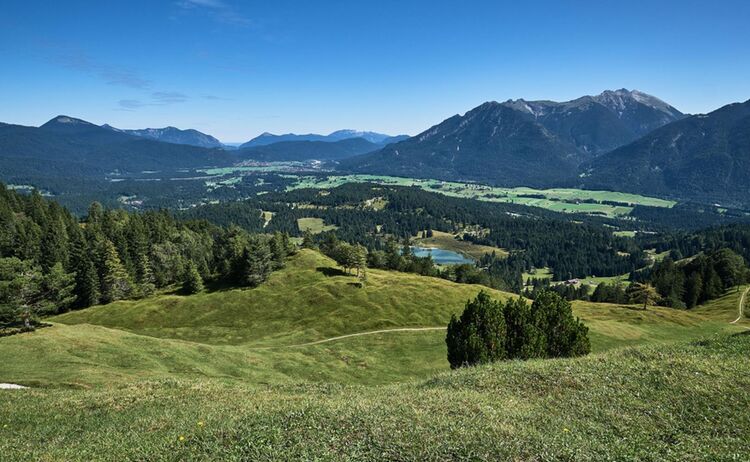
[340,89,685,187]
[241,130,408,149]
[1,90,749,207]
[0,116,231,182]
[102,125,224,149]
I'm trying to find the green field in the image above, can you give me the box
[523,267,554,283]
[296,217,338,234]
[2,250,749,459]
[288,174,676,217]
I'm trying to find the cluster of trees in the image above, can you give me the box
[632,249,747,309]
[446,291,590,369]
[316,233,438,280]
[0,185,295,330]
[523,278,590,301]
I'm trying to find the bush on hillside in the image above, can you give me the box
[446,290,590,369]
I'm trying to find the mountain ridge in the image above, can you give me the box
[102,124,224,148]
[340,89,684,187]
[241,130,408,148]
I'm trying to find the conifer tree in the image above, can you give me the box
[446,291,507,369]
[242,238,273,287]
[43,262,77,313]
[136,253,156,297]
[100,239,131,303]
[627,282,660,310]
[70,236,100,308]
[503,297,545,359]
[182,261,204,294]
[301,230,316,249]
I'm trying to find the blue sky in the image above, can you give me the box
[1,0,749,142]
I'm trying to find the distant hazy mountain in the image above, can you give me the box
[0,116,232,181]
[582,99,750,207]
[103,124,223,148]
[340,89,684,187]
[241,130,408,149]
[236,137,381,162]
[326,130,409,145]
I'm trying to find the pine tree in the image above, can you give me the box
[446,291,507,369]
[43,262,77,314]
[301,230,316,249]
[70,236,100,308]
[242,239,273,287]
[531,290,590,357]
[627,283,660,310]
[182,261,204,294]
[100,240,132,303]
[503,297,545,359]
[136,253,156,297]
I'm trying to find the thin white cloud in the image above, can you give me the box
[175,0,252,26]
[56,52,151,89]
[118,92,190,110]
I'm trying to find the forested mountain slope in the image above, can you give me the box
[235,137,381,161]
[582,100,750,207]
[0,116,232,181]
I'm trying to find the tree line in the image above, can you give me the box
[0,185,295,332]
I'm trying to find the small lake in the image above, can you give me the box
[410,246,475,265]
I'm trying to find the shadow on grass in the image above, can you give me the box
[317,267,347,277]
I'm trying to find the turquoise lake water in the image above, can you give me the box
[410,246,475,265]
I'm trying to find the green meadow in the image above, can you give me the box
[288,174,676,217]
[1,250,747,460]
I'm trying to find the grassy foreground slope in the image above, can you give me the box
[1,333,748,461]
[0,324,448,387]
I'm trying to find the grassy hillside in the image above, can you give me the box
[51,250,743,349]
[51,250,513,347]
[0,323,448,387]
[2,332,748,460]
[1,250,744,389]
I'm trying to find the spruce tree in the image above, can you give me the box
[242,239,273,287]
[100,240,132,303]
[136,253,156,297]
[301,230,316,249]
[70,236,100,308]
[182,261,204,294]
[43,262,77,314]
